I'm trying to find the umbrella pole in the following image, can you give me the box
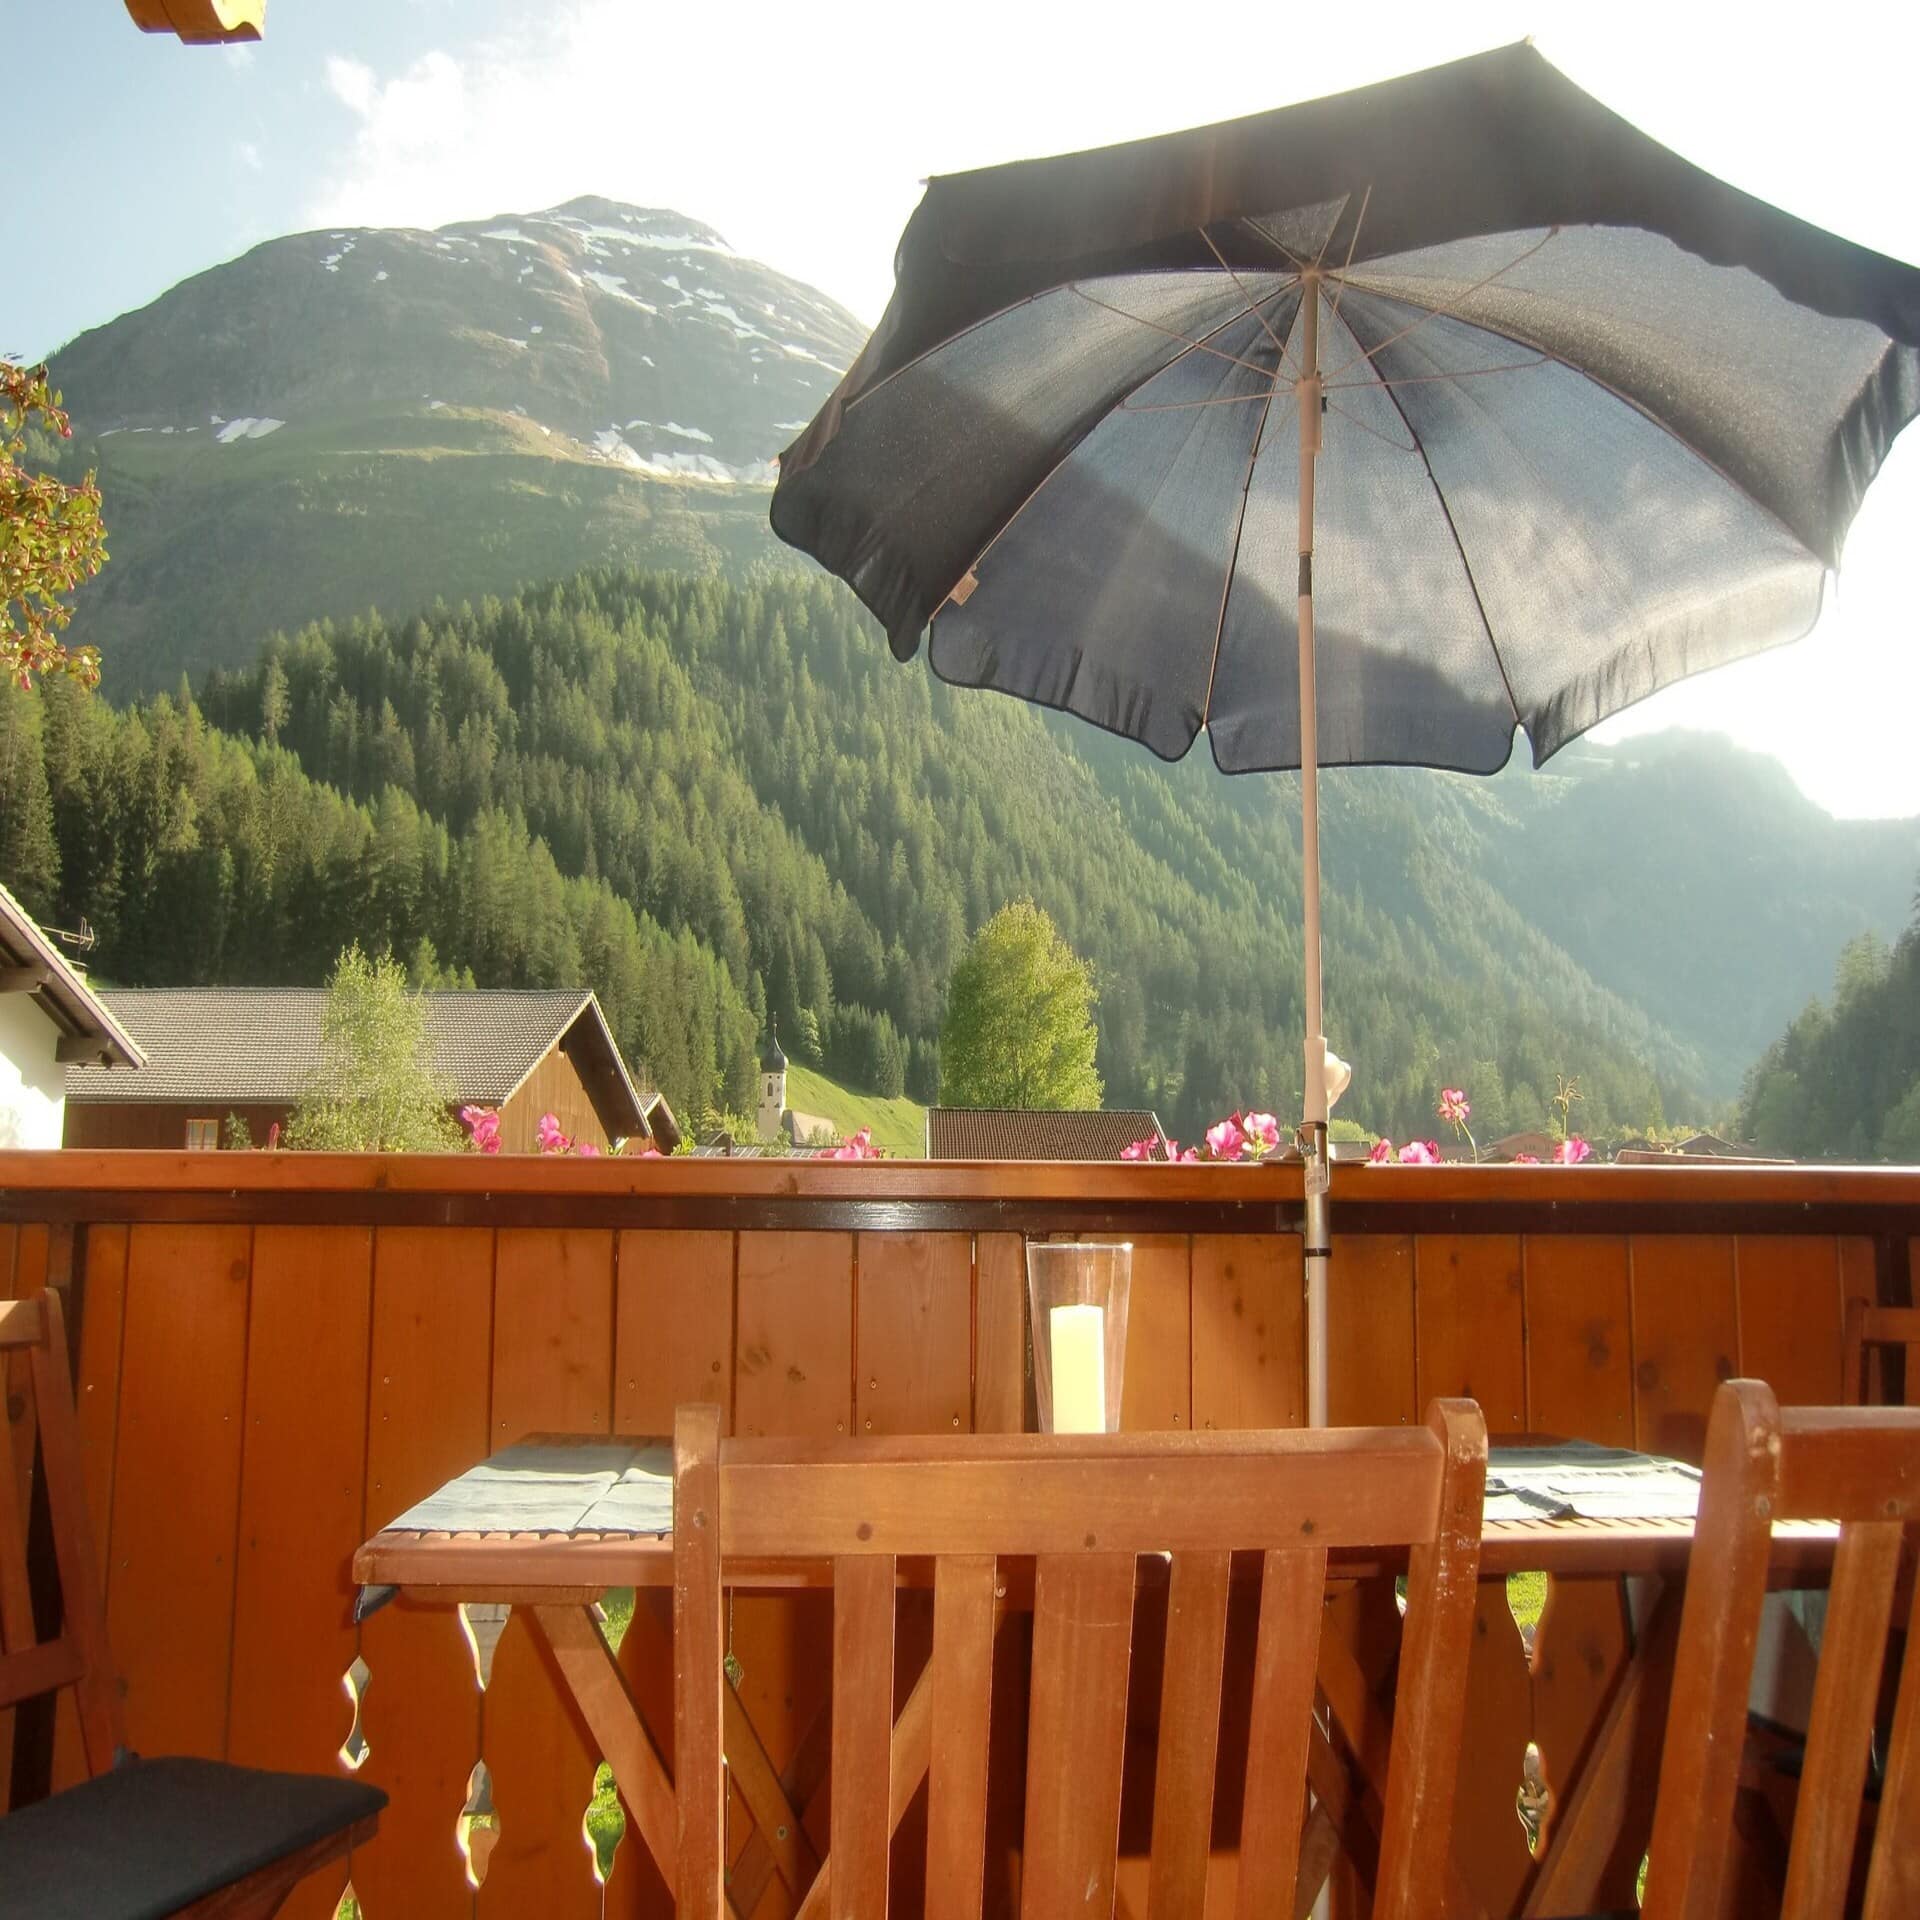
[1297,273,1331,1429]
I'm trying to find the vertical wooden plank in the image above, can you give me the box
[1523,1237,1637,1912]
[928,1555,996,1920]
[1630,1237,1739,1464]
[614,1230,734,1436]
[673,1406,725,1920]
[611,1231,731,1918]
[104,1224,252,1761]
[482,1229,615,1920]
[490,1227,616,1442]
[1414,1239,1530,1920]
[1737,1237,1846,1407]
[832,1554,897,1919]
[735,1232,853,1439]
[1120,1234,1191,1432]
[1191,1235,1304,1432]
[858,1234,972,1436]
[1523,1236,1633,1446]
[1235,1548,1327,1920]
[226,1227,374,1920]
[1841,1241,1880,1402]
[1327,1236,1416,1425]
[973,1234,1026,1435]
[1780,1521,1899,1918]
[51,1224,128,1791]
[355,1226,494,1920]
[733,1231,851,1918]
[1146,1551,1232,1920]
[1021,1555,1135,1920]
[1413,1235,1525,1434]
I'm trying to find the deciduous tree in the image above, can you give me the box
[285,942,462,1151]
[939,900,1102,1110]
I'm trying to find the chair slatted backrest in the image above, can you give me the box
[0,1293,125,1786]
[1843,1299,1920,1407]
[1643,1380,1920,1920]
[673,1400,1487,1920]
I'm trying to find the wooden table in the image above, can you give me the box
[352,1435,1839,1919]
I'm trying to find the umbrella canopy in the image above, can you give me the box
[768,41,1920,1421]
[772,42,1920,774]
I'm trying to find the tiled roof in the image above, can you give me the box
[0,884,144,1070]
[925,1108,1165,1162]
[65,986,642,1128]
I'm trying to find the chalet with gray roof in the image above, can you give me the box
[0,885,144,1150]
[64,986,647,1153]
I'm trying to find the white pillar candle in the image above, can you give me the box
[1049,1303,1107,1434]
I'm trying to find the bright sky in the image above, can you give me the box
[5,0,1918,818]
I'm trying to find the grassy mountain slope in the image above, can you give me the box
[784,1065,925,1159]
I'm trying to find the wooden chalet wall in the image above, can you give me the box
[1,1154,1915,1919]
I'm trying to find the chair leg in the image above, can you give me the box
[171,1814,377,1919]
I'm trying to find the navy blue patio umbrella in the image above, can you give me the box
[770,43,1920,1419]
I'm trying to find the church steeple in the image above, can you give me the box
[757,1017,788,1140]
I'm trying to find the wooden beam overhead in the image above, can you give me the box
[53,1036,114,1066]
[0,967,52,994]
[124,0,265,45]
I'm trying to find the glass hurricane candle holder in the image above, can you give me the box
[1025,1241,1133,1434]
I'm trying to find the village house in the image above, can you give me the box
[0,884,144,1149]
[64,985,650,1152]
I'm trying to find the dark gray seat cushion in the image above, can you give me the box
[0,1755,385,1919]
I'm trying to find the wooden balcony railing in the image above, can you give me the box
[1,1152,1914,1918]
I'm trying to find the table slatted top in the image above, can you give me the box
[352,1434,1840,1598]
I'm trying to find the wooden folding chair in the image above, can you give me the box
[673,1398,1487,1920]
[1638,1379,1920,1920]
[1843,1300,1920,1407]
[0,1293,384,1918]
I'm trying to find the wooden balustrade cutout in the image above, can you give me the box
[1516,1739,1554,1860]
[458,1601,510,1690]
[338,1654,371,1770]
[456,1759,499,1888]
[583,1759,626,1885]
[331,1881,361,1919]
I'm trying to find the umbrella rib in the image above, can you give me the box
[1349,282,1823,562]
[1318,226,1560,385]
[1325,302,1524,735]
[936,296,1293,615]
[1324,183,1373,328]
[1200,323,1296,733]
[1200,225,1299,373]
[1067,281,1294,382]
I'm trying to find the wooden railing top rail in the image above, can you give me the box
[2,1149,1916,1235]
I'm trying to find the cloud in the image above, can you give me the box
[237,140,263,174]
[324,54,379,119]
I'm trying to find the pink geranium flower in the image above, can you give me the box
[636,1143,665,1159]
[1369,1138,1395,1164]
[1438,1088,1470,1126]
[1398,1140,1439,1166]
[1513,1152,1541,1164]
[575,1141,600,1157]
[1174,1146,1200,1163]
[536,1112,573,1154]
[1205,1116,1246,1162]
[1120,1138,1156,1161]
[823,1126,879,1161]
[1242,1111,1281,1156]
[459,1105,502,1155]
[1554,1136,1593,1164]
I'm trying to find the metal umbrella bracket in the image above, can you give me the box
[769,42,1920,1423]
